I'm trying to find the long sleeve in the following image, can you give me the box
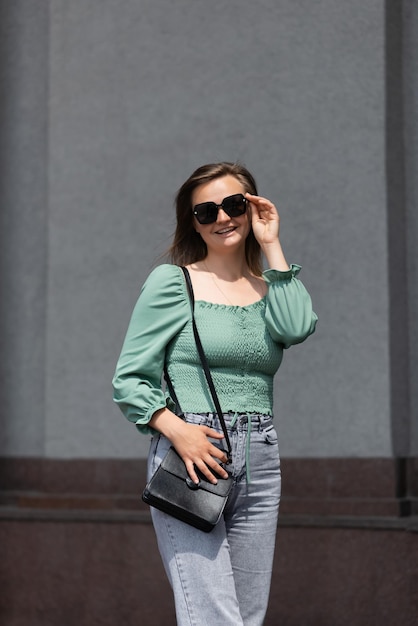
[112,264,190,434]
[263,264,318,349]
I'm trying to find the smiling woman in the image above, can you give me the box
[112,161,317,625]
[191,175,253,282]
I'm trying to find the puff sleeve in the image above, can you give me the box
[263,264,318,349]
[112,264,189,434]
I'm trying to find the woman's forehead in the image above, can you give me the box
[192,175,244,205]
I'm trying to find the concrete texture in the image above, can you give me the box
[0,516,416,626]
[403,1,418,455]
[1,3,417,624]
[2,456,416,517]
[0,1,49,456]
[1,0,406,460]
[46,0,391,459]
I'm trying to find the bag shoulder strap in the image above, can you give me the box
[180,266,232,459]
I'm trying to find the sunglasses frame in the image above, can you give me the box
[192,193,248,225]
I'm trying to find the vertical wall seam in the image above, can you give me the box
[385,0,411,457]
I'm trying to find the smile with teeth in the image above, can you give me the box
[215,226,236,235]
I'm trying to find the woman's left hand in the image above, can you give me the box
[245,192,280,246]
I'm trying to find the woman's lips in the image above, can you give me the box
[215,226,237,235]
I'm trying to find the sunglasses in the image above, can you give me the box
[192,193,248,224]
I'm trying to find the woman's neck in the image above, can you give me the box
[202,253,251,281]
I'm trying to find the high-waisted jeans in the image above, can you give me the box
[147,412,281,626]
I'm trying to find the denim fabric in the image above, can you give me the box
[147,413,281,626]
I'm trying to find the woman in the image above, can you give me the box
[113,162,317,625]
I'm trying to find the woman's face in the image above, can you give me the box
[192,175,251,256]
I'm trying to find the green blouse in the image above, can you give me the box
[113,263,317,434]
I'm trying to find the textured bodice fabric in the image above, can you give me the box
[113,264,317,434]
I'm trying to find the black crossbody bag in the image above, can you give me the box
[142,267,233,533]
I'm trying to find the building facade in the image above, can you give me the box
[0,2,417,624]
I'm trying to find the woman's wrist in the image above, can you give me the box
[261,240,290,271]
[149,407,184,440]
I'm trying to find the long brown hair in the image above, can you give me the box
[168,162,262,276]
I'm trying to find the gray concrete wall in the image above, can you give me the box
[1,0,415,460]
[0,2,49,456]
[404,0,418,456]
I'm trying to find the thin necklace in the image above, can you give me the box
[203,261,238,306]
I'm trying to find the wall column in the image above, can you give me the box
[0,2,49,456]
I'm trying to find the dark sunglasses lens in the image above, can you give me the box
[194,202,218,224]
[223,194,247,217]
[193,194,247,224]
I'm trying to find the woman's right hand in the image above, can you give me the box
[171,421,230,485]
[149,408,229,485]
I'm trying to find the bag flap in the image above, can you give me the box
[161,447,233,497]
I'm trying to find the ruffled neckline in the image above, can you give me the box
[195,297,266,311]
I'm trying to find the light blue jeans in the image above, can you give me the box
[147,413,281,626]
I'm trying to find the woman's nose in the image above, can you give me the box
[216,207,230,222]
